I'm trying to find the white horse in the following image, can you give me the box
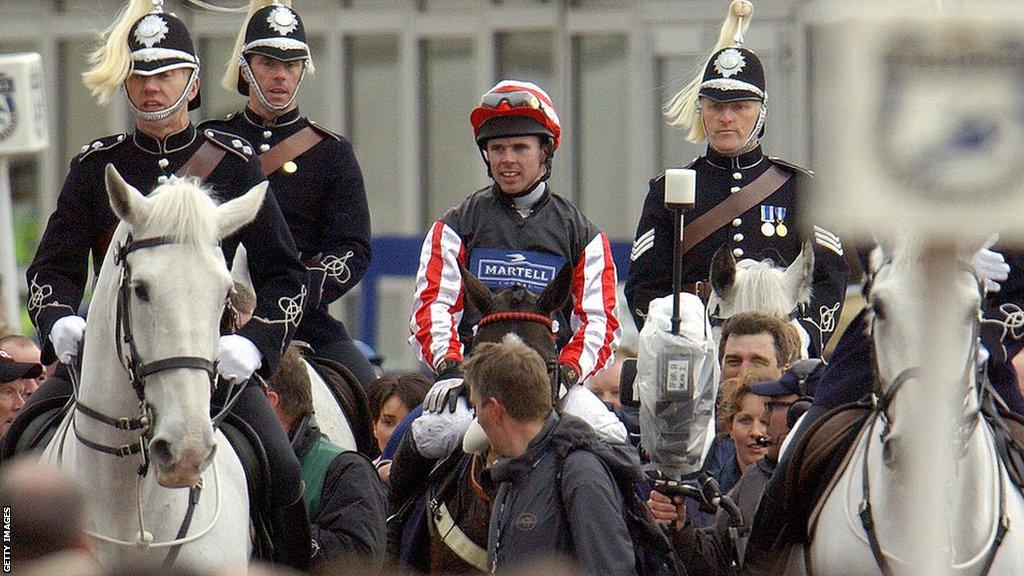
[708,241,815,357]
[42,166,258,572]
[229,245,359,450]
[797,238,1024,576]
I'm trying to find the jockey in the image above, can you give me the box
[20,0,310,568]
[200,1,376,391]
[389,82,626,534]
[624,0,850,358]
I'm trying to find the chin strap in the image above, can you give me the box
[240,56,305,113]
[125,68,199,122]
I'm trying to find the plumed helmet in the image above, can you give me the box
[470,80,561,151]
[83,0,201,109]
[223,1,314,96]
[698,46,765,103]
[663,0,768,143]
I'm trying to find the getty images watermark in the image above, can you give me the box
[2,506,10,573]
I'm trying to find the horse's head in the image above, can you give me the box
[103,164,266,488]
[866,237,982,406]
[708,241,814,351]
[460,261,573,367]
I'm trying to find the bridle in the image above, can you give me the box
[847,264,1009,576]
[72,234,222,462]
[707,300,804,328]
[477,309,562,404]
[68,233,231,560]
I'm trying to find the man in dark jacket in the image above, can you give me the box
[267,344,387,567]
[203,1,376,389]
[465,335,638,576]
[19,1,310,567]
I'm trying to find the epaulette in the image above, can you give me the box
[652,157,699,182]
[78,133,128,161]
[769,156,814,177]
[200,128,254,162]
[308,120,342,141]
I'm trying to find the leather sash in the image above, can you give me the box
[680,165,792,256]
[175,141,227,181]
[259,126,324,176]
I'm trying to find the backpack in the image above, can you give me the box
[550,416,679,576]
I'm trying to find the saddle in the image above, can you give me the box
[0,394,275,560]
[299,349,376,457]
[982,399,1024,491]
[781,402,873,543]
[1,395,73,460]
[779,394,1024,546]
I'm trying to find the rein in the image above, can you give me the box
[68,233,230,562]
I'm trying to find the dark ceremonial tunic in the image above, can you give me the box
[27,123,306,377]
[200,108,371,349]
[624,145,850,356]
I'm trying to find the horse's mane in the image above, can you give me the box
[141,177,220,249]
[730,258,806,314]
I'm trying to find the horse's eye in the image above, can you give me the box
[134,283,150,302]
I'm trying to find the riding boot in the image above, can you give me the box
[270,488,312,571]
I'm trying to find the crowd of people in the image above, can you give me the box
[2,0,1024,575]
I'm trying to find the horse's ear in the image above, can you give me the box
[105,163,149,224]
[216,181,267,239]
[459,262,494,316]
[536,261,574,317]
[784,240,815,304]
[710,245,737,299]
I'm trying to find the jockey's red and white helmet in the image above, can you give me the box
[470,80,562,151]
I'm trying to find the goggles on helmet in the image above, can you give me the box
[479,90,544,112]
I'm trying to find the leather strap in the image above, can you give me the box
[431,501,488,570]
[259,126,324,176]
[175,141,227,182]
[680,165,792,257]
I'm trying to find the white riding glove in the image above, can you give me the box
[411,396,473,459]
[50,315,87,364]
[217,334,262,383]
[972,234,1010,293]
[424,377,466,414]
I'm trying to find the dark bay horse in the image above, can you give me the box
[391,262,573,574]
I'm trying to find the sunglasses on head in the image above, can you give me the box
[479,90,543,111]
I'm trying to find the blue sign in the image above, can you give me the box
[469,248,566,293]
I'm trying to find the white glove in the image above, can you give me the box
[411,397,474,459]
[972,234,1010,293]
[217,334,262,383]
[51,315,87,364]
[424,377,466,414]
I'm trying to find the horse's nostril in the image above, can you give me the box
[150,438,173,465]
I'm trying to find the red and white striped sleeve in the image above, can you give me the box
[409,220,467,370]
[559,232,621,380]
